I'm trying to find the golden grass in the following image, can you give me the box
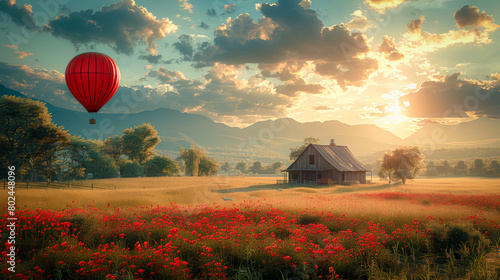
[2,176,500,221]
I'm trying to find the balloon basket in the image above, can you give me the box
[89,118,96,124]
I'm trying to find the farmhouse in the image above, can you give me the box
[285,140,371,184]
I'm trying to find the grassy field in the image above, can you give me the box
[7,176,500,211]
[1,176,500,279]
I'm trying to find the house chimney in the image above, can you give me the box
[330,139,336,146]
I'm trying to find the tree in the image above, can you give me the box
[179,146,203,176]
[470,159,486,176]
[489,160,500,176]
[121,162,144,177]
[442,160,451,175]
[235,161,247,173]
[454,160,468,175]
[86,153,118,179]
[289,137,320,161]
[198,156,218,176]
[0,96,69,180]
[268,161,284,174]
[249,161,263,174]
[378,146,424,184]
[29,123,70,180]
[426,161,437,176]
[175,156,185,174]
[145,156,178,177]
[61,136,118,179]
[221,162,230,173]
[103,136,123,162]
[122,124,160,164]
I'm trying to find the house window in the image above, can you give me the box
[309,155,315,165]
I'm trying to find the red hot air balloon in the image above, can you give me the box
[65,52,120,124]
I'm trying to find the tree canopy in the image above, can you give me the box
[378,146,424,184]
[122,124,160,164]
[0,96,69,180]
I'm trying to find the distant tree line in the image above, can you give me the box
[0,95,218,181]
[425,159,500,177]
[233,161,284,174]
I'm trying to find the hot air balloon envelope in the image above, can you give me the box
[65,52,120,113]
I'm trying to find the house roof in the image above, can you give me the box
[286,144,370,172]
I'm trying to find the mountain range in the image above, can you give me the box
[2,84,500,164]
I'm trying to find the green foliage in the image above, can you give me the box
[198,155,218,176]
[429,223,489,254]
[378,146,424,184]
[144,155,178,177]
[180,146,202,176]
[180,146,218,176]
[85,153,118,179]
[122,123,160,164]
[289,137,319,161]
[235,161,247,173]
[470,159,486,176]
[248,161,263,174]
[0,95,69,180]
[120,162,144,178]
[221,162,230,173]
[489,160,500,176]
[60,136,101,180]
[102,135,123,162]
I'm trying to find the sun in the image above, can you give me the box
[384,103,410,123]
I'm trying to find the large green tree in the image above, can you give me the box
[289,137,320,161]
[0,96,69,180]
[180,146,203,176]
[61,136,117,179]
[249,161,263,174]
[103,135,123,162]
[145,156,179,177]
[378,146,424,184]
[198,156,218,176]
[180,146,218,176]
[235,161,247,173]
[122,124,160,164]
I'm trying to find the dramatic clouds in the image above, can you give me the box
[194,0,377,95]
[44,0,177,55]
[401,73,500,119]
[379,36,404,61]
[345,10,372,31]
[0,0,36,30]
[364,0,406,12]
[138,54,168,64]
[142,64,291,124]
[179,0,193,13]
[223,4,236,14]
[454,5,499,30]
[5,44,33,59]
[173,35,194,61]
[402,9,498,53]
[0,62,71,105]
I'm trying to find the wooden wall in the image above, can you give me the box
[288,145,333,170]
[287,145,367,184]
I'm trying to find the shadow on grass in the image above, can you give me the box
[332,182,403,193]
[212,183,331,194]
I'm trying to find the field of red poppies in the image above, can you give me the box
[2,189,500,279]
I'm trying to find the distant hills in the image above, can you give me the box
[2,84,500,164]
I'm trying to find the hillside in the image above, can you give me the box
[2,84,500,165]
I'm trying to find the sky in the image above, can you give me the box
[0,0,499,139]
